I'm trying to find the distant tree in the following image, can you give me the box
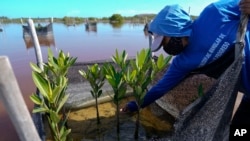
[62,16,70,23]
[87,17,96,22]
[109,14,123,23]
[0,16,9,20]
[101,17,109,21]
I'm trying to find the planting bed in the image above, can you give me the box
[44,60,219,141]
[45,96,175,141]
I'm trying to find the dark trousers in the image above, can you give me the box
[231,95,250,125]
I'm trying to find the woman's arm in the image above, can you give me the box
[240,0,250,14]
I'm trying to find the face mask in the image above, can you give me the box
[163,37,186,55]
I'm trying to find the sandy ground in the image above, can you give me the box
[45,96,175,141]
[45,93,243,141]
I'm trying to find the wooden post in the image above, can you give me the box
[0,56,41,141]
[26,18,46,140]
[27,19,44,70]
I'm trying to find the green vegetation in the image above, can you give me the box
[62,16,84,25]
[109,14,124,23]
[198,84,204,97]
[30,49,77,141]
[0,14,156,24]
[103,49,129,134]
[79,64,105,125]
[29,48,173,140]
[124,49,172,139]
[0,14,198,24]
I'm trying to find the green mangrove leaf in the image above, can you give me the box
[60,126,71,141]
[49,110,60,124]
[112,49,128,69]
[112,49,119,64]
[58,57,64,68]
[98,90,103,97]
[92,64,99,77]
[69,57,77,66]
[135,86,142,97]
[59,76,68,88]
[142,76,151,89]
[158,54,172,70]
[164,55,172,65]
[139,92,146,105]
[136,50,143,69]
[59,126,66,138]
[129,70,137,82]
[59,50,65,60]
[48,48,54,61]
[30,94,42,105]
[79,70,87,79]
[198,84,204,97]
[122,50,128,62]
[49,57,58,69]
[47,117,56,135]
[98,81,105,89]
[57,94,69,113]
[32,71,49,99]
[106,75,116,87]
[33,107,48,113]
[90,90,95,97]
[30,62,43,73]
[118,87,126,100]
[52,86,63,104]
[156,54,165,70]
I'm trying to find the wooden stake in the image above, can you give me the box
[0,56,41,141]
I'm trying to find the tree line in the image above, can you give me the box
[0,13,197,24]
[0,14,157,24]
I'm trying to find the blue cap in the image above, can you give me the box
[149,5,192,52]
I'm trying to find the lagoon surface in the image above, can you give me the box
[0,22,165,141]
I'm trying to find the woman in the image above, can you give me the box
[121,0,250,125]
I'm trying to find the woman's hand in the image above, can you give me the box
[119,104,130,113]
[240,0,250,14]
[119,101,138,114]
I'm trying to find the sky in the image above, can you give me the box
[1,0,219,18]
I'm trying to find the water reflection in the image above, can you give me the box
[85,22,97,32]
[0,22,3,32]
[23,35,55,49]
[110,22,123,29]
[22,20,55,49]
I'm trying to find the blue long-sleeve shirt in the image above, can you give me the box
[128,0,250,112]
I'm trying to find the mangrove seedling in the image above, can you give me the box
[30,49,76,141]
[103,49,129,134]
[198,83,204,97]
[79,64,105,125]
[125,48,172,139]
